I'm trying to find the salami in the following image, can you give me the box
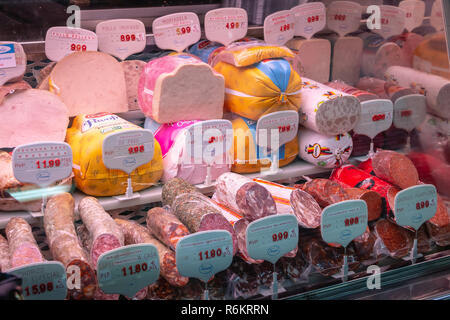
[213,172,276,222]
[371,150,419,189]
[343,188,382,221]
[146,207,190,251]
[147,278,179,300]
[299,78,361,136]
[325,80,378,102]
[373,219,412,259]
[300,178,349,208]
[5,218,45,269]
[161,178,237,255]
[427,220,450,247]
[233,219,263,264]
[44,193,97,300]
[78,197,124,269]
[0,234,10,272]
[353,227,376,262]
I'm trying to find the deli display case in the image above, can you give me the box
[0,0,449,301]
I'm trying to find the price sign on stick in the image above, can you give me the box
[8,262,67,300]
[372,5,406,40]
[96,19,146,60]
[291,3,326,40]
[176,231,233,300]
[97,244,160,298]
[264,10,295,46]
[394,184,437,263]
[246,214,298,299]
[321,200,368,281]
[204,8,248,46]
[399,0,425,32]
[45,26,98,62]
[102,129,154,198]
[327,1,363,37]
[153,12,201,52]
[430,0,444,32]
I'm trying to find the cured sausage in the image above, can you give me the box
[5,217,45,269]
[353,227,376,262]
[325,81,378,102]
[300,178,349,208]
[373,219,412,259]
[161,178,237,255]
[371,150,419,189]
[115,218,189,287]
[0,234,10,272]
[253,178,322,229]
[213,172,276,221]
[343,188,382,221]
[78,197,124,269]
[44,193,97,300]
[146,207,190,251]
[233,219,263,264]
[147,278,179,300]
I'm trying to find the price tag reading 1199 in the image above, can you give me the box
[12,142,73,187]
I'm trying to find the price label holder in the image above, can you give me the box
[372,5,406,40]
[327,1,363,37]
[321,200,368,282]
[256,111,299,176]
[12,142,73,216]
[399,0,425,32]
[95,19,146,60]
[152,12,201,53]
[176,230,233,300]
[246,214,299,299]
[184,120,233,186]
[394,184,438,263]
[96,244,159,298]
[291,3,326,40]
[102,129,154,200]
[204,8,248,46]
[45,26,98,62]
[264,10,295,46]
[8,261,67,300]
[353,99,393,158]
[430,0,444,32]
[393,94,426,153]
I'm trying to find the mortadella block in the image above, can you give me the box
[122,60,146,111]
[330,37,363,86]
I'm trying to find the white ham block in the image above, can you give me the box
[0,89,69,148]
[385,66,450,120]
[286,38,331,84]
[299,77,361,136]
[48,51,128,117]
[330,37,363,86]
[138,54,224,124]
[121,60,146,111]
[0,42,26,86]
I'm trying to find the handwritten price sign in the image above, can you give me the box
[205,8,248,46]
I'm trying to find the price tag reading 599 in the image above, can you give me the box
[176,231,233,282]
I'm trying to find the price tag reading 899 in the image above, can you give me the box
[12,142,73,187]
[291,3,326,40]
[205,8,248,46]
[152,12,201,52]
[176,231,233,282]
[264,10,295,46]
[326,1,363,37]
[102,129,154,174]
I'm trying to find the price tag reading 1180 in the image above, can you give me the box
[12,142,73,187]
[204,8,248,46]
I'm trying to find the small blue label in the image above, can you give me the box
[0,44,14,54]
[246,214,299,264]
[176,231,233,282]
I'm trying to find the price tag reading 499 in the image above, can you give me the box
[205,8,248,46]
[12,142,73,187]
[264,10,295,46]
[97,244,160,298]
[246,214,298,264]
[176,231,233,282]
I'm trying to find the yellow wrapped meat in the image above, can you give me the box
[214,58,302,120]
[66,113,163,196]
[231,115,299,173]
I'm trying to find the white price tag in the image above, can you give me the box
[353,99,393,139]
[152,12,201,52]
[184,120,233,165]
[327,1,363,37]
[102,129,154,174]
[372,5,406,40]
[430,0,444,32]
[45,26,98,62]
[399,0,425,32]
[291,3,327,40]
[393,94,426,132]
[256,111,299,150]
[204,8,248,46]
[264,10,295,46]
[96,19,146,60]
[12,142,73,187]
